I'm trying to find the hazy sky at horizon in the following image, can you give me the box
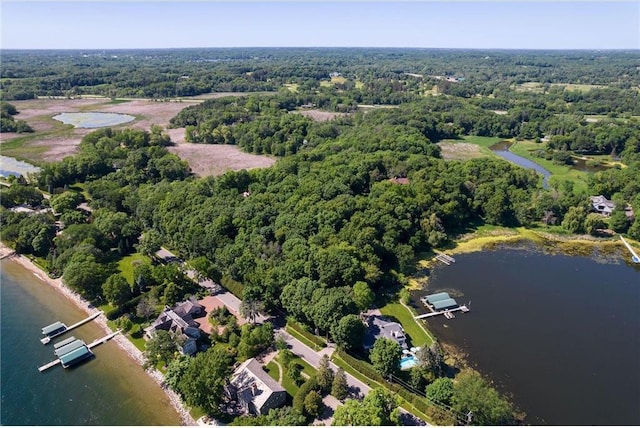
[1,1,639,50]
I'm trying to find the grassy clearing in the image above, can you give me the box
[117,253,151,284]
[355,80,364,89]
[550,83,606,91]
[283,83,299,93]
[380,302,434,347]
[509,139,589,192]
[439,135,502,158]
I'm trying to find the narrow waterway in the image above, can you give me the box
[489,141,551,188]
[412,244,640,425]
[0,260,182,426]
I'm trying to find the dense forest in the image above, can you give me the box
[1,48,639,425]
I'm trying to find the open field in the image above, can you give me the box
[437,136,501,160]
[1,98,276,176]
[292,109,348,122]
[514,82,607,93]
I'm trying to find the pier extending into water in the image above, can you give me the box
[41,311,102,344]
[415,305,469,320]
[434,252,456,265]
[620,235,640,263]
[38,330,121,372]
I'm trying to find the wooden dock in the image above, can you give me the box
[0,250,16,260]
[414,305,469,320]
[41,311,102,344]
[434,252,455,265]
[38,330,121,372]
[620,235,640,263]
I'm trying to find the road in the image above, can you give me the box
[156,247,425,425]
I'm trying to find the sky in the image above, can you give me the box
[1,1,639,50]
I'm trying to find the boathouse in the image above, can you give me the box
[59,344,93,368]
[423,292,451,304]
[54,339,88,358]
[42,321,67,337]
[432,298,459,311]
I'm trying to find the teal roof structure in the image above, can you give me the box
[425,292,451,304]
[42,321,66,335]
[432,298,459,310]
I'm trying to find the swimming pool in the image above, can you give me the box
[400,355,418,370]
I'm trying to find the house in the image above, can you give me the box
[144,297,206,355]
[363,315,408,350]
[590,195,615,216]
[228,358,287,416]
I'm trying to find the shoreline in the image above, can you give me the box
[0,242,197,426]
[409,226,639,289]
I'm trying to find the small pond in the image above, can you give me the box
[0,156,41,178]
[52,112,135,128]
[571,158,611,173]
[489,141,551,188]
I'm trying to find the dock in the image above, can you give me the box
[414,305,469,320]
[38,330,121,372]
[434,252,455,265]
[620,235,640,263]
[0,250,16,260]
[41,311,102,344]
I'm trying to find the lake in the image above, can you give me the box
[412,244,640,425]
[52,112,135,128]
[0,260,182,426]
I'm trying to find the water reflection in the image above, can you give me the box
[489,141,551,188]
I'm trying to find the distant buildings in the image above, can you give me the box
[590,195,634,220]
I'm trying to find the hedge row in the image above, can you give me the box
[286,319,326,348]
[220,275,244,298]
[334,350,434,422]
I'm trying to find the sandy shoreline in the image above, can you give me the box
[0,242,197,426]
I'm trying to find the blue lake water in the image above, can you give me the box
[0,259,181,426]
[412,244,640,425]
[52,112,135,128]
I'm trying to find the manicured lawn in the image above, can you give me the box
[278,353,317,396]
[265,361,280,383]
[117,253,151,283]
[380,302,434,347]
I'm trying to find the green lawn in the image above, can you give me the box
[265,361,280,383]
[117,253,151,283]
[509,140,589,192]
[277,353,317,396]
[380,302,434,347]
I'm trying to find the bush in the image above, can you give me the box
[129,324,143,338]
[292,376,318,416]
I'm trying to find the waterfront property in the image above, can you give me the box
[144,297,206,355]
[228,358,287,416]
[363,315,408,350]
